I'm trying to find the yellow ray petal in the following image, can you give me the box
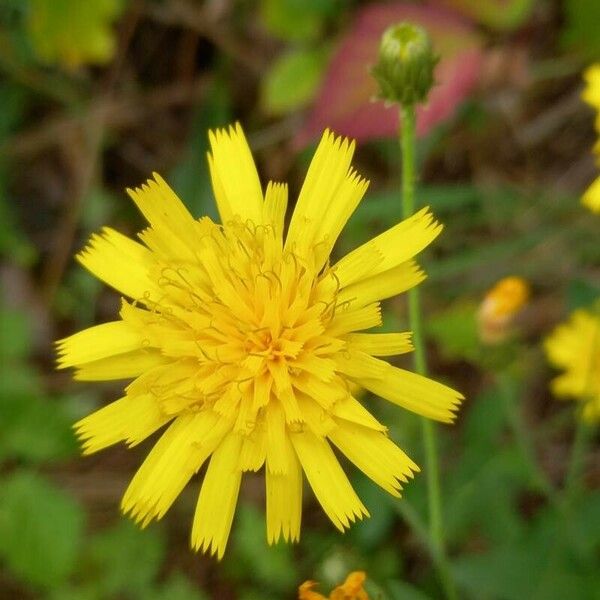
[266,436,302,544]
[192,433,243,559]
[263,181,288,239]
[297,394,337,437]
[326,303,382,336]
[328,420,418,497]
[239,418,267,471]
[334,349,387,380]
[74,394,171,455]
[76,227,159,302]
[121,411,231,526]
[291,429,368,531]
[355,362,463,423]
[127,174,199,260]
[312,169,369,271]
[292,373,347,410]
[344,332,413,356]
[337,261,425,309]
[544,310,596,367]
[74,349,168,381]
[265,402,288,474]
[57,321,144,368]
[208,123,263,224]
[331,395,387,432]
[333,207,442,287]
[285,130,357,261]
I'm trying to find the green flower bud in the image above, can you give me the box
[371,22,438,106]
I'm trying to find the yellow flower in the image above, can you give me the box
[582,64,600,213]
[299,571,369,600]
[477,276,530,344]
[582,64,600,129]
[57,124,462,558]
[544,308,600,422]
[582,175,600,214]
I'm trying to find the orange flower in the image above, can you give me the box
[299,571,369,600]
[478,276,530,344]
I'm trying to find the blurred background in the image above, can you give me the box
[0,0,599,599]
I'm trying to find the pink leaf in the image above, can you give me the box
[295,2,484,146]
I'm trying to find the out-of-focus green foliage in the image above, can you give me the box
[260,0,339,41]
[89,520,166,597]
[26,0,125,68]
[227,504,298,593]
[0,308,77,463]
[562,0,600,57]
[0,470,85,588]
[262,47,328,115]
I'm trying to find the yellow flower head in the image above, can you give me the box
[57,124,463,558]
[299,571,369,600]
[582,175,600,214]
[582,64,600,127]
[582,64,600,213]
[477,276,530,344]
[544,308,600,422]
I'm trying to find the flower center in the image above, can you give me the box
[133,217,343,429]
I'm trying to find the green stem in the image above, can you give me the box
[400,105,457,600]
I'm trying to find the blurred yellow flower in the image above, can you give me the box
[582,175,600,213]
[299,571,369,600]
[544,308,600,422]
[57,124,462,558]
[582,63,600,213]
[478,276,530,344]
[582,64,600,127]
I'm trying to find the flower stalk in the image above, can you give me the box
[373,21,457,599]
[400,102,457,600]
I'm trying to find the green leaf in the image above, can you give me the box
[0,470,85,588]
[0,306,32,362]
[26,0,125,68]
[0,391,78,463]
[562,0,600,58]
[262,47,328,115]
[89,518,166,596]
[260,0,338,42]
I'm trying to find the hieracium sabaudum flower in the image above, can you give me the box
[582,63,600,213]
[57,124,462,558]
[545,307,600,422]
